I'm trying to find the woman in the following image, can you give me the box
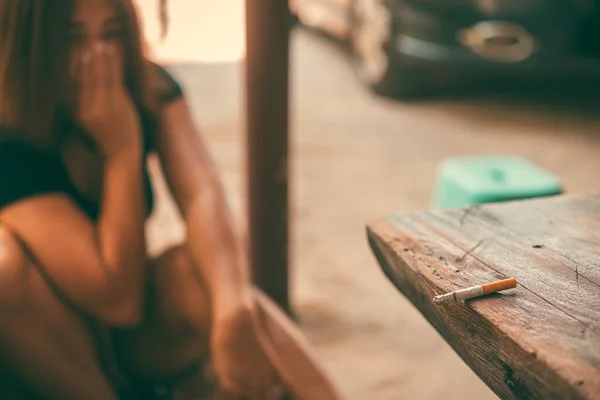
[0,0,276,398]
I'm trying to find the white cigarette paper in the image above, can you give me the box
[433,285,484,305]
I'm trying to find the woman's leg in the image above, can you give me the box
[113,245,212,381]
[0,226,119,400]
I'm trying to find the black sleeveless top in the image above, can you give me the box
[0,63,183,220]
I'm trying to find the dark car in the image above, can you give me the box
[291,0,600,98]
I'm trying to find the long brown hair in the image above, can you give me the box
[0,0,159,147]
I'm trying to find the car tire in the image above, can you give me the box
[350,0,425,99]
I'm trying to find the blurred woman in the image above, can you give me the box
[0,0,275,398]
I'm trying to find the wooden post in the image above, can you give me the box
[245,0,291,312]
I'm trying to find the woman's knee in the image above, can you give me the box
[154,245,194,277]
[0,226,29,310]
[152,245,211,337]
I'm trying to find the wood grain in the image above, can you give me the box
[367,194,600,400]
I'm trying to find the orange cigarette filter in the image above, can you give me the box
[482,277,517,295]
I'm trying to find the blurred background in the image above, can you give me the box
[135,1,600,399]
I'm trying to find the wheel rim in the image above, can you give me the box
[352,0,393,85]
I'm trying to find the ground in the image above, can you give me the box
[143,28,600,400]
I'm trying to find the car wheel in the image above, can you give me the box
[350,0,424,98]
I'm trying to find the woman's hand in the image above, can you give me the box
[211,302,281,399]
[75,42,142,158]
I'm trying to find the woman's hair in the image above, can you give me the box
[0,0,160,145]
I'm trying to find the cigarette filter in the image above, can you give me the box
[432,277,517,305]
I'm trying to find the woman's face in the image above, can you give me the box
[68,0,126,102]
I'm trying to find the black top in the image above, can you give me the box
[0,63,183,220]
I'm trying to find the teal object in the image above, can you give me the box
[432,156,563,209]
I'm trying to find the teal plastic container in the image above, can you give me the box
[432,156,563,209]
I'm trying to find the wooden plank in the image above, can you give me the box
[451,194,600,287]
[367,197,600,399]
[426,201,600,331]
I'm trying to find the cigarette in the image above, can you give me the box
[432,277,517,305]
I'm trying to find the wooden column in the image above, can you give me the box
[245,0,292,312]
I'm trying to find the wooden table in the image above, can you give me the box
[367,194,600,400]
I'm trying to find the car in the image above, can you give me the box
[291,0,600,98]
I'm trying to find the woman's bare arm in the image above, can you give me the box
[0,148,147,327]
[155,98,251,318]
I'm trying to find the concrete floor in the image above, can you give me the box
[145,29,600,400]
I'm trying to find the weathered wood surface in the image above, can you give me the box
[367,194,600,400]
